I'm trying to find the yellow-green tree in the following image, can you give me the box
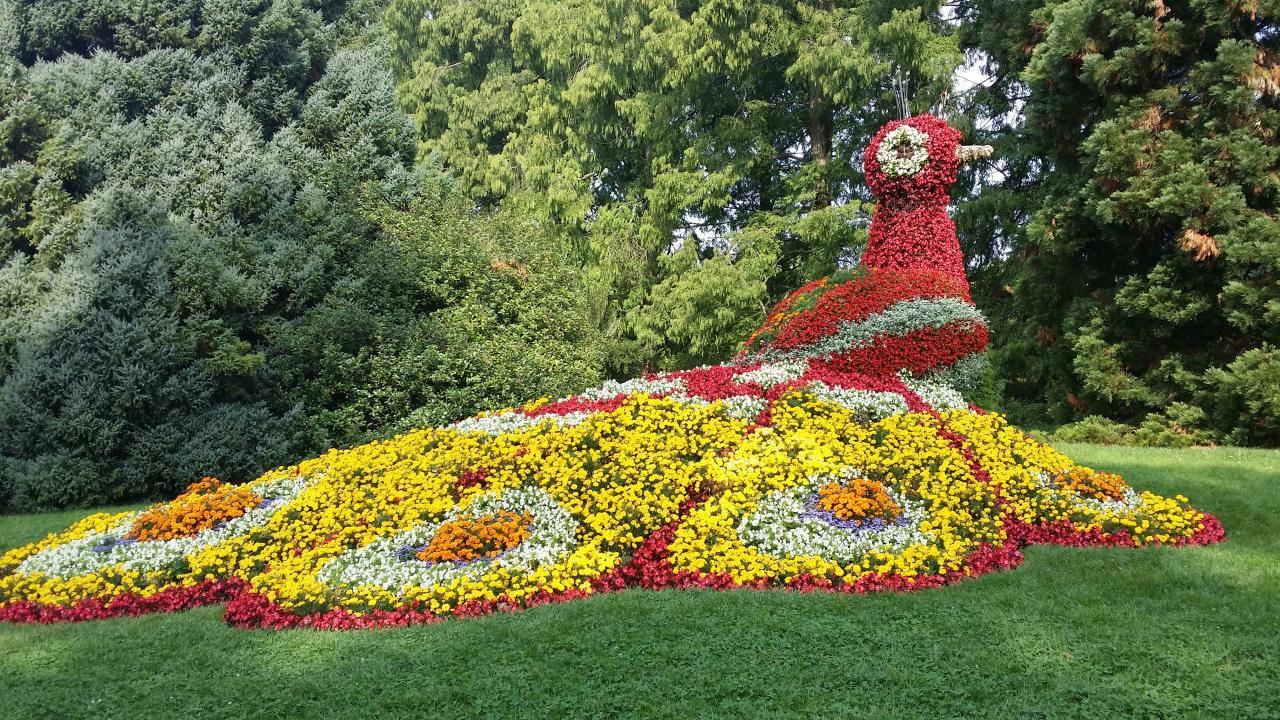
[386,0,962,372]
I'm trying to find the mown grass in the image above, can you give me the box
[1,444,1277,720]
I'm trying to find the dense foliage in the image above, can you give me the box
[0,0,601,511]
[1,0,1276,511]
[384,0,963,373]
[956,0,1280,443]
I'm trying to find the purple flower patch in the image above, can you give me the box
[91,537,138,553]
[798,493,908,532]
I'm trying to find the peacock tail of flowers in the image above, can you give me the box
[0,115,1223,628]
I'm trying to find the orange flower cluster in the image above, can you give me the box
[1055,468,1126,501]
[417,511,533,564]
[815,479,903,524]
[126,477,263,542]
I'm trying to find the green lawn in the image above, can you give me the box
[1,444,1277,720]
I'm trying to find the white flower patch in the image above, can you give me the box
[875,125,930,177]
[577,376,684,401]
[807,381,910,421]
[449,410,593,436]
[917,352,988,394]
[1080,487,1145,515]
[752,297,987,364]
[1080,484,1152,512]
[732,361,809,389]
[719,395,769,420]
[317,485,577,594]
[737,469,933,565]
[899,372,967,410]
[16,475,313,579]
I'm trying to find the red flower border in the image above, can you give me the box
[0,579,240,625]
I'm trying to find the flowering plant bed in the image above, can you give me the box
[0,116,1222,628]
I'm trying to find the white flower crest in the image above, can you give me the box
[875,125,930,177]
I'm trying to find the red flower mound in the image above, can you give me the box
[735,266,986,387]
[734,116,985,377]
[664,364,764,401]
[744,267,973,356]
[525,395,631,417]
[820,321,989,378]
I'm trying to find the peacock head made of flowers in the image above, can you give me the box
[862,114,992,281]
[739,115,994,392]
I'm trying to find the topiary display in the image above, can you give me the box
[0,116,1222,628]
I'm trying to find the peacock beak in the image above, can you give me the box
[956,145,994,163]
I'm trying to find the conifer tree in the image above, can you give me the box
[0,0,602,510]
[957,0,1280,443]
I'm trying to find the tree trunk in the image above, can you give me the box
[809,82,833,210]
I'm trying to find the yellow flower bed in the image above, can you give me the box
[0,394,1221,626]
[666,401,1004,585]
[937,410,1209,544]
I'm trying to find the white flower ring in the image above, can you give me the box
[16,475,314,579]
[316,484,579,594]
[875,125,930,177]
[736,468,934,565]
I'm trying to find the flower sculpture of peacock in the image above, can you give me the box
[0,116,1224,628]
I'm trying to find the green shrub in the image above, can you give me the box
[0,5,604,510]
[1025,430,1054,445]
[1205,347,1280,447]
[1051,416,1136,446]
[1131,404,1218,449]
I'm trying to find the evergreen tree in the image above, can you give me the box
[957,0,1280,443]
[385,0,963,372]
[0,0,603,510]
